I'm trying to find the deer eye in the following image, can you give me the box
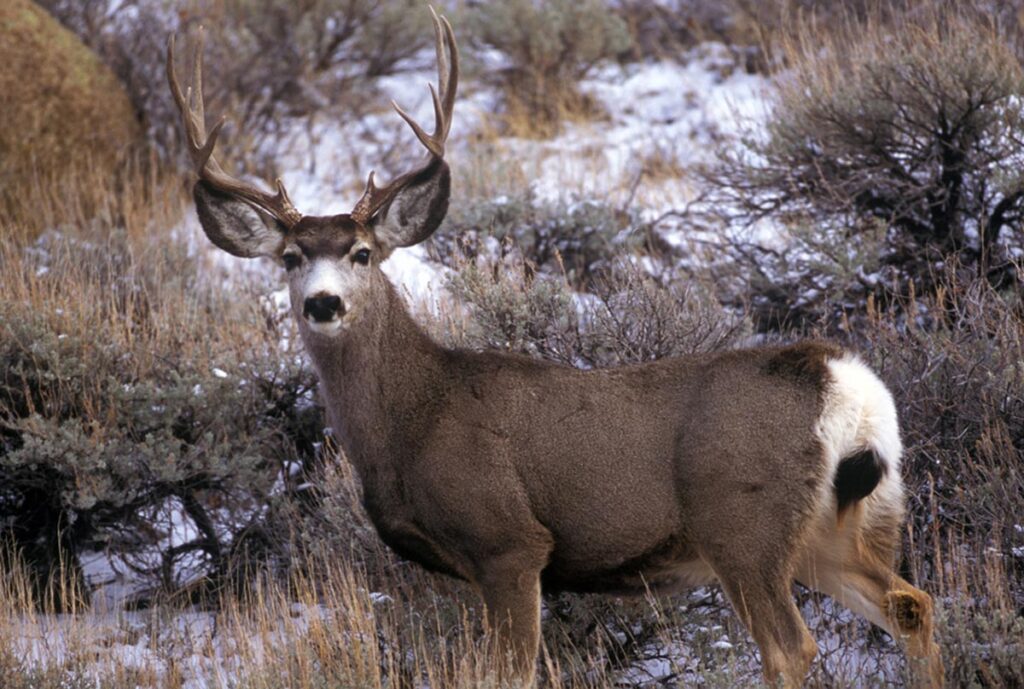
[282,252,302,271]
[353,248,371,265]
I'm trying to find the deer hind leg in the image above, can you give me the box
[799,527,944,688]
[476,552,545,687]
[884,579,944,688]
[712,565,817,688]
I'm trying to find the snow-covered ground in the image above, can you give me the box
[521,44,768,210]
[10,586,904,688]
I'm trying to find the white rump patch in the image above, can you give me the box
[815,355,904,511]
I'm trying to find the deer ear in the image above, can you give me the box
[193,181,286,258]
[369,158,450,255]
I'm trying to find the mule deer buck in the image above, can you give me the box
[168,10,943,688]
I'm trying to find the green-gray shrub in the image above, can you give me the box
[0,230,320,604]
[704,5,1024,330]
[433,191,646,287]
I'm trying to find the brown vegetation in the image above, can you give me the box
[0,0,142,235]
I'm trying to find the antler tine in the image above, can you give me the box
[388,7,458,158]
[190,29,206,133]
[432,7,448,93]
[437,12,458,141]
[168,32,220,175]
[352,7,458,223]
[419,8,458,150]
[167,29,302,228]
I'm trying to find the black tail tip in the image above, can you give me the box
[834,449,886,516]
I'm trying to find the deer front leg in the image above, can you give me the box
[477,554,544,687]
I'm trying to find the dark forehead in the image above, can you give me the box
[289,214,368,255]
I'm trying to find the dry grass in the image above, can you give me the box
[0,167,323,607]
[5,529,1018,688]
[0,169,260,396]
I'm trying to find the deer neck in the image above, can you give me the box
[300,273,446,475]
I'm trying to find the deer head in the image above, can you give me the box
[167,8,458,336]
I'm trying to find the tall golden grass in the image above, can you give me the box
[4,520,1019,688]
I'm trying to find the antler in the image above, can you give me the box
[167,30,302,229]
[350,7,458,224]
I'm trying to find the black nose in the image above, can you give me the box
[303,294,344,322]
